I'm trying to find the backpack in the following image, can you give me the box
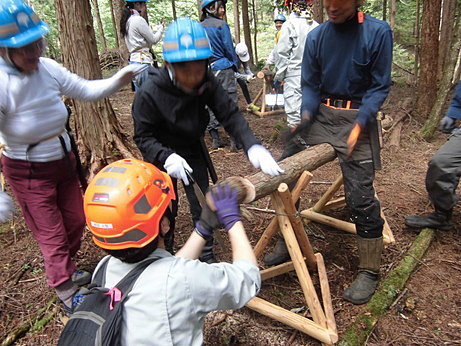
[58,257,157,346]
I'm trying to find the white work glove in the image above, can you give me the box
[164,153,193,185]
[245,75,256,82]
[439,116,456,134]
[113,64,149,86]
[0,191,13,223]
[247,144,284,176]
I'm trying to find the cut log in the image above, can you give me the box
[246,143,336,201]
[388,122,403,153]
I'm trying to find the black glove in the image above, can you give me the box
[439,116,456,134]
[195,204,221,240]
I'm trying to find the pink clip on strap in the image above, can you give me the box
[105,287,122,311]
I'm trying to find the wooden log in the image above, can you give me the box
[316,253,337,336]
[251,86,264,105]
[312,175,343,212]
[323,197,346,210]
[246,143,336,201]
[277,183,317,270]
[246,297,337,345]
[388,121,403,153]
[252,109,285,118]
[260,258,306,280]
[253,171,313,258]
[272,192,327,329]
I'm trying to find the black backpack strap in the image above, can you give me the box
[91,256,112,287]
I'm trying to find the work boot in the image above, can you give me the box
[264,238,290,266]
[405,208,452,231]
[209,129,227,149]
[343,236,383,305]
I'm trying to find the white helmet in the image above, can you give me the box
[235,42,250,62]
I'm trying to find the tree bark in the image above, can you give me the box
[171,0,177,20]
[412,0,421,85]
[312,0,323,24]
[108,0,120,51]
[415,0,442,119]
[91,0,107,51]
[233,0,240,43]
[389,0,396,30]
[241,0,253,63]
[437,0,456,80]
[421,1,461,140]
[382,0,387,21]
[245,143,336,201]
[54,0,136,177]
[251,0,258,63]
[113,0,129,64]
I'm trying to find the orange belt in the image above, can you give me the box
[322,98,360,110]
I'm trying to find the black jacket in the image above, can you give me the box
[132,67,259,167]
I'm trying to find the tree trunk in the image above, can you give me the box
[108,0,119,51]
[382,0,387,21]
[312,0,323,23]
[241,0,253,63]
[415,0,442,119]
[437,0,456,80]
[233,0,240,43]
[251,0,258,63]
[197,0,202,20]
[421,1,461,140]
[113,0,129,64]
[389,0,396,30]
[54,0,136,177]
[91,0,107,51]
[413,0,421,85]
[245,143,336,201]
[171,0,177,20]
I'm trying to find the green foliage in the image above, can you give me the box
[30,0,61,60]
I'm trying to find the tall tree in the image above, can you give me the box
[389,0,396,30]
[113,0,129,63]
[54,0,136,174]
[241,0,253,63]
[91,0,107,51]
[437,0,457,80]
[312,0,323,23]
[108,0,120,50]
[233,0,240,43]
[413,0,421,85]
[382,0,387,21]
[171,0,177,20]
[251,0,258,62]
[415,0,442,120]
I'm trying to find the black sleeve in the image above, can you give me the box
[206,74,260,152]
[132,88,173,168]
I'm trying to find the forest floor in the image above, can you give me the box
[0,77,460,345]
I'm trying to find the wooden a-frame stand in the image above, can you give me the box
[247,171,338,345]
[299,174,395,244]
[249,71,285,118]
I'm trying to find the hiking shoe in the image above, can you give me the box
[343,271,379,305]
[405,209,452,231]
[212,138,227,149]
[71,270,92,287]
[263,239,290,266]
[246,103,260,112]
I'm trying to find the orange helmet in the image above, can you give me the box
[84,159,175,250]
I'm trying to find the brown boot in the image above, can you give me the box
[343,236,383,305]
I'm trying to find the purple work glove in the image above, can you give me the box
[210,184,241,231]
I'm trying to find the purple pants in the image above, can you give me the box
[2,153,85,287]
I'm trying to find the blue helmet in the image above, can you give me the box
[0,0,49,48]
[274,14,286,22]
[200,0,227,10]
[163,17,212,63]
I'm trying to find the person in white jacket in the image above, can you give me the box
[121,0,164,90]
[0,0,145,312]
[275,0,318,133]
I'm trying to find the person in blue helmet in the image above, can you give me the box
[200,0,241,151]
[120,0,164,90]
[265,13,287,69]
[132,17,282,263]
[0,0,145,312]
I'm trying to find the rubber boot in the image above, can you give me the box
[405,208,452,231]
[263,238,290,266]
[343,236,383,305]
[199,237,217,264]
[210,129,226,149]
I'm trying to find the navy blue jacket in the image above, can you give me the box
[301,12,393,127]
[448,81,461,119]
[201,16,238,71]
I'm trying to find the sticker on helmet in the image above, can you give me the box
[90,221,113,229]
[92,193,110,202]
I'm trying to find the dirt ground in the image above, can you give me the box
[0,78,460,345]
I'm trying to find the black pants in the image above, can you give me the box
[340,159,383,238]
[237,78,252,104]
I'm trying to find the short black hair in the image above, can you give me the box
[104,236,159,263]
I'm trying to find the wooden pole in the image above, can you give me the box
[246,297,337,345]
[277,183,317,270]
[260,258,305,280]
[316,253,337,336]
[254,171,313,257]
[312,174,343,212]
[272,192,327,328]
